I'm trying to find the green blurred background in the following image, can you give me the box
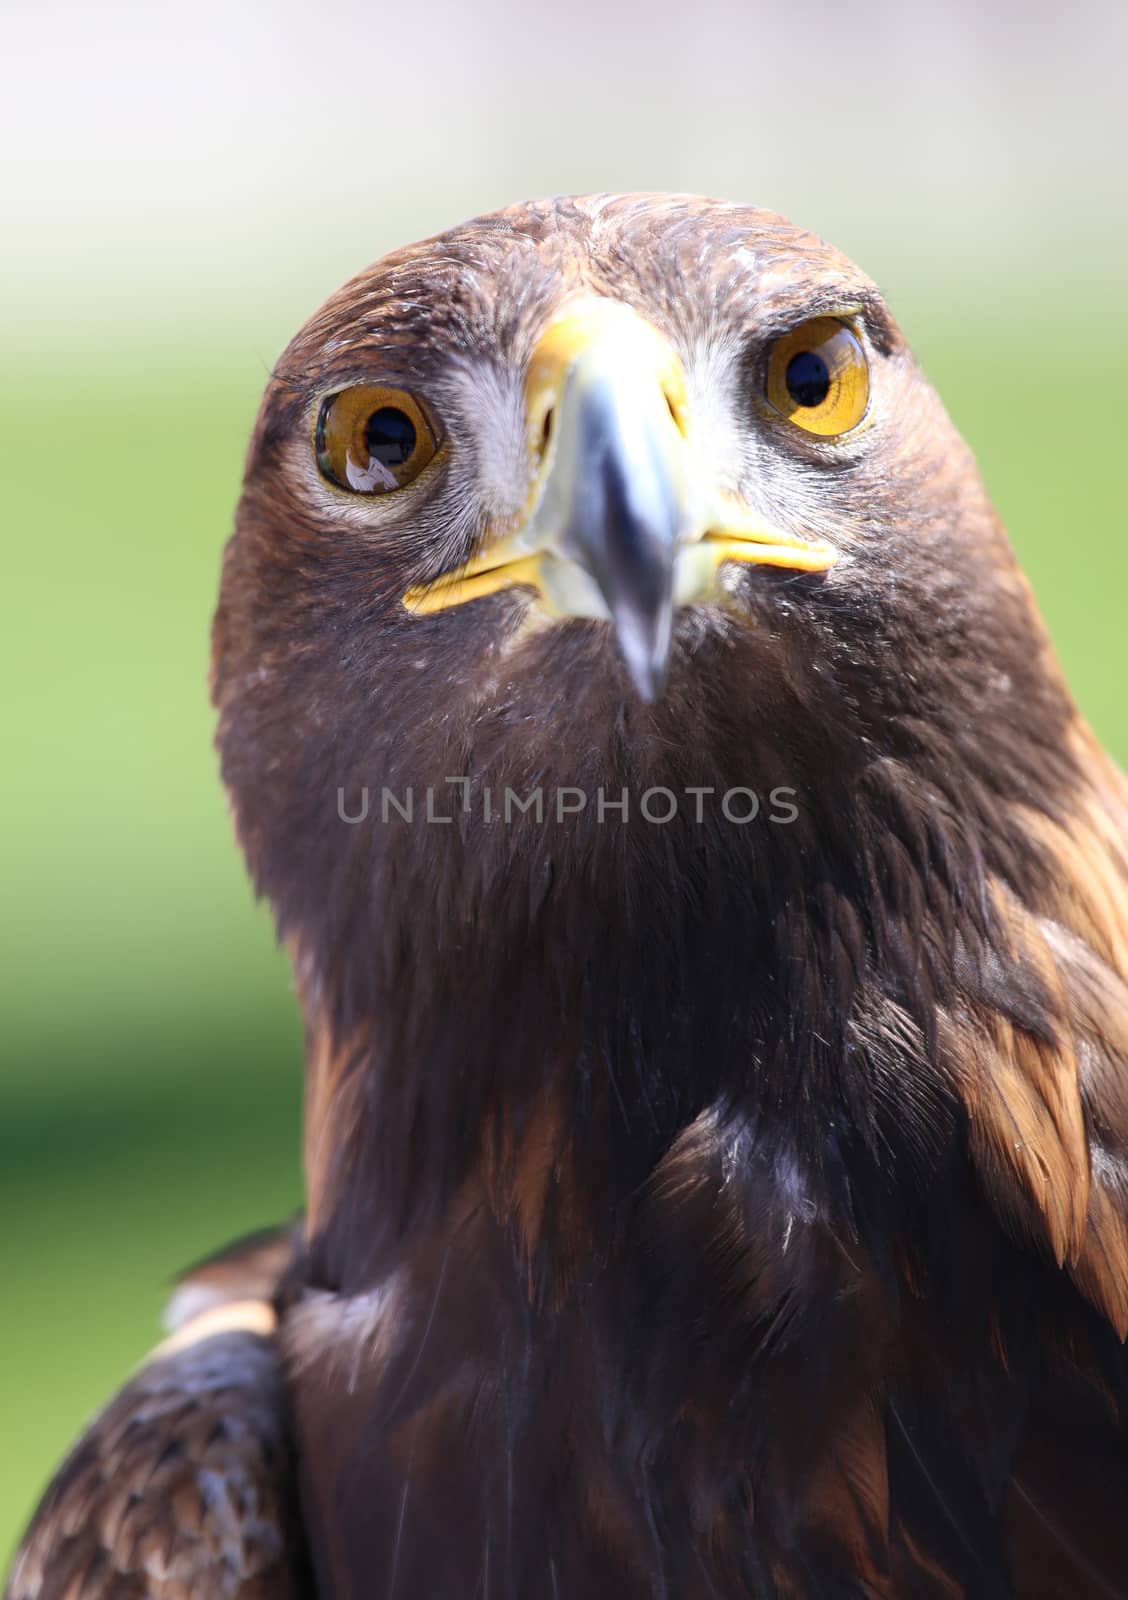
[2,0,1125,1561]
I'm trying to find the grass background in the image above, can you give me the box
[3,0,1126,1568]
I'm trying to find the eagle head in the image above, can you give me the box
[212,196,1116,1285]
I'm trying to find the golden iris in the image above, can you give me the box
[766,318,869,438]
[315,386,441,493]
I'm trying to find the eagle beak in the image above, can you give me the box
[521,301,689,700]
[403,299,837,701]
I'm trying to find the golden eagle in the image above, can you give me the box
[9,195,1128,1599]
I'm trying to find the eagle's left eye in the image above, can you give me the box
[315,385,442,493]
[765,317,869,438]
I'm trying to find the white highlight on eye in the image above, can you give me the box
[345,452,398,492]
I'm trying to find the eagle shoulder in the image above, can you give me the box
[5,1233,308,1600]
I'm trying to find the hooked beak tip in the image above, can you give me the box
[613,598,674,703]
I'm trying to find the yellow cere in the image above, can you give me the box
[523,298,690,460]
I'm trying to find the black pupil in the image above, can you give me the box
[785,349,831,408]
[365,407,416,467]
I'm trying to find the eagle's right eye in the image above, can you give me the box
[315,385,442,493]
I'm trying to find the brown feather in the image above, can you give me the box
[17,194,1128,1598]
[4,1332,307,1600]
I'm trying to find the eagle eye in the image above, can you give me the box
[766,317,869,438]
[315,385,442,493]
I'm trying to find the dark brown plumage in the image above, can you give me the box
[5,1229,307,1600]
[9,194,1128,1598]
